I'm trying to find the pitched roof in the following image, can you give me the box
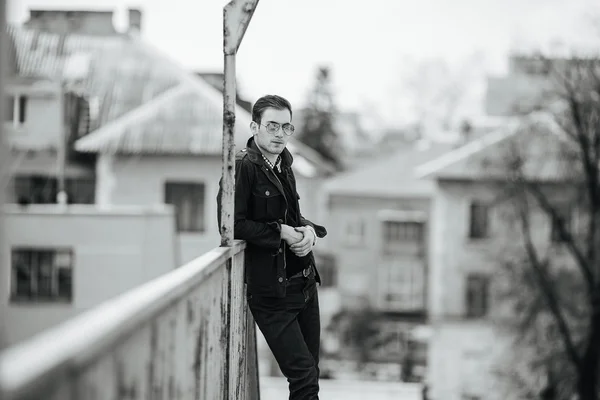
[73,41,336,177]
[195,72,252,113]
[7,25,180,134]
[324,141,455,198]
[415,114,573,182]
[414,122,518,179]
[7,24,334,177]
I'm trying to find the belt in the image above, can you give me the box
[287,265,312,280]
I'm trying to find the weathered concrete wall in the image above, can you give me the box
[0,241,259,400]
[3,205,177,346]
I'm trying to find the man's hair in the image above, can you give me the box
[252,95,293,124]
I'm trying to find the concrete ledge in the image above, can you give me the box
[0,240,246,398]
[3,203,174,216]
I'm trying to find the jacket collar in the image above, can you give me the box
[245,136,293,168]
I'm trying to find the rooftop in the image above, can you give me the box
[415,114,574,182]
[7,23,334,177]
[324,140,456,198]
[7,24,179,139]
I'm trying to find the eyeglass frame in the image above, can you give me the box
[257,121,296,136]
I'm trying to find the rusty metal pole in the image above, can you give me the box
[220,0,259,247]
[0,0,7,350]
[221,3,260,399]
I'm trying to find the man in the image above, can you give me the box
[217,94,327,400]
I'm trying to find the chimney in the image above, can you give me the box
[457,119,473,147]
[128,8,142,35]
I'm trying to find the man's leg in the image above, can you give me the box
[297,287,320,379]
[249,285,319,400]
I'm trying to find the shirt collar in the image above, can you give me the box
[261,153,282,172]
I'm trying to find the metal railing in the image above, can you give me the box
[0,1,262,398]
[0,241,260,400]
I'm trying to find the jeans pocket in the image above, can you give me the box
[302,280,317,302]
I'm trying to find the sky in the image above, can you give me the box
[7,0,600,127]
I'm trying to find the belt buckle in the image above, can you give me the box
[303,267,310,278]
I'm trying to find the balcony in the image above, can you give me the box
[0,241,260,400]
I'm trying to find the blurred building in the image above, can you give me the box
[3,9,332,345]
[485,53,561,117]
[3,204,176,346]
[400,53,555,399]
[417,116,571,399]
[317,140,455,381]
[310,51,580,391]
[194,71,253,114]
[292,108,380,168]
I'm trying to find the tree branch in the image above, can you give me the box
[550,61,600,285]
[514,192,582,370]
[524,181,595,297]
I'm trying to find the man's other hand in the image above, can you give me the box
[281,224,304,246]
[290,226,315,257]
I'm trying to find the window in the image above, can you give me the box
[383,221,424,244]
[11,175,95,204]
[466,273,490,318]
[164,182,205,233]
[65,177,96,204]
[468,202,490,239]
[382,221,425,255]
[11,248,74,303]
[550,204,573,243]
[13,175,57,204]
[379,257,425,311]
[313,253,336,288]
[4,95,27,125]
[19,95,27,123]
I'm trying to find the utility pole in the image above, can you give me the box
[220,0,259,247]
[0,0,8,350]
[56,85,67,206]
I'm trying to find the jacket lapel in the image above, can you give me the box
[246,137,290,198]
[261,164,285,196]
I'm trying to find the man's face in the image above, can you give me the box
[251,108,292,157]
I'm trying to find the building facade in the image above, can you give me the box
[420,116,571,400]
[3,204,176,345]
[3,10,332,347]
[318,141,455,381]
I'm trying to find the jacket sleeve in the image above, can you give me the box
[300,215,327,239]
[217,159,282,249]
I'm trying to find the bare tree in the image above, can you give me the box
[484,55,600,399]
[396,52,485,134]
[299,66,344,169]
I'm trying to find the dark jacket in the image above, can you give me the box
[217,137,327,298]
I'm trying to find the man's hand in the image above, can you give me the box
[290,226,315,257]
[281,224,304,246]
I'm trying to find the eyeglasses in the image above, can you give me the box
[259,122,295,136]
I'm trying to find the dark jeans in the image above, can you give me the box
[248,272,320,400]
